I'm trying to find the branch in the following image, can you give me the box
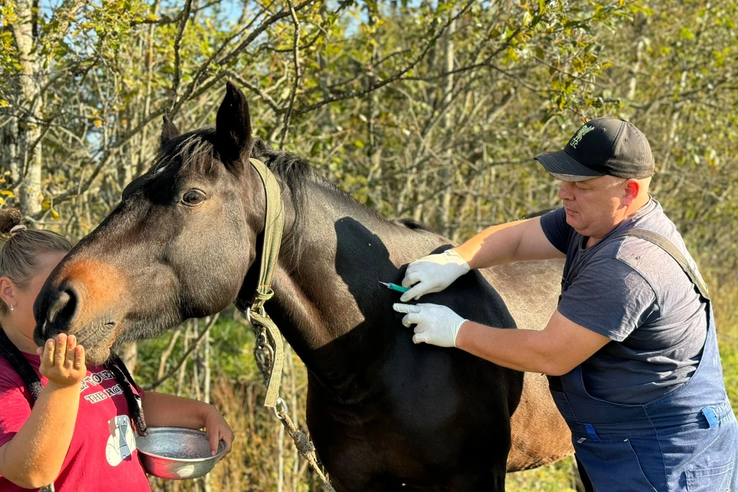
[35,107,167,212]
[217,0,317,69]
[169,0,195,113]
[144,315,220,391]
[129,0,222,27]
[279,0,302,149]
[169,0,282,116]
[291,1,475,115]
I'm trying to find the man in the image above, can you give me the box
[393,117,738,491]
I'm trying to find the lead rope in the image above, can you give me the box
[244,158,336,492]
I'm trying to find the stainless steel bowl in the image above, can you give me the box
[136,427,226,480]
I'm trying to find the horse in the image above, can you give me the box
[34,82,574,491]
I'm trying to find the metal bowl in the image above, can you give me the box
[136,427,226,480]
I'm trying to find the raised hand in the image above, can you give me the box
[400,249,470,302]
[36,334,87,389]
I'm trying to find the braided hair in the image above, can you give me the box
[0,209,147,436]
[105,353,148,436]
[0,328,43,402]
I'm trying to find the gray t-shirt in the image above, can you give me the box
[540,200,707,404]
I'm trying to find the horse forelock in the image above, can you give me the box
[153,129,219,178]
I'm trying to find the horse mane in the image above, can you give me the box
[249,139,405,258]
[394,218,431,231]
[249,138,391,226]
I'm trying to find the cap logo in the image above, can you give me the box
[569,124,595,149]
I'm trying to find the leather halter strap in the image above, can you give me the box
[245,157,285,408]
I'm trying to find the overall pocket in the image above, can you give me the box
[684,461,733,492]
[680,416,738,492]
[575,437,658,492]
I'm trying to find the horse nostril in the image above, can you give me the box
[46,289,77,332]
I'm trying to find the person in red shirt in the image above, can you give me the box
[0,209,234,491]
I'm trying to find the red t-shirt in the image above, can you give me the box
[0,353,151,491]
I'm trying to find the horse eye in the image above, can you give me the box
[181,190,206,207]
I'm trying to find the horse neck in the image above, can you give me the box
[264,179,443,383]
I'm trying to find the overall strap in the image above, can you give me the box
[616,229,710,301]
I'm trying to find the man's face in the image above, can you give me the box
[558,175,628,241]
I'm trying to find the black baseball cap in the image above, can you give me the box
[535,117,654,181]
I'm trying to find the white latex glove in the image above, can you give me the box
[400,249,470,302]
[393,303,467,347]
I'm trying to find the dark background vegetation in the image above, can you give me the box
[2,1,736,490]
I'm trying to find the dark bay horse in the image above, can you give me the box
[34,83,573,491]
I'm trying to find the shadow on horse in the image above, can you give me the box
[35,83,576,491]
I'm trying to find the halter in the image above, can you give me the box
[243,158,336,490]
[244,157,285,409]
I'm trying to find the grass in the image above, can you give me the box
[505,457,579,491]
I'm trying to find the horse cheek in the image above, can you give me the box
[176,224,246,316]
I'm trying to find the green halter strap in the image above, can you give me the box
[246,157,285,409]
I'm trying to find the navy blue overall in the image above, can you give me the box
[550,231,738,492]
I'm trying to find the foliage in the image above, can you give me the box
[2,0,737,489]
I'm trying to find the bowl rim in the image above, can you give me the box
[136,426,227,463]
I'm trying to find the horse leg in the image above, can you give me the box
[448,470,506,492]
[329,476,409,492]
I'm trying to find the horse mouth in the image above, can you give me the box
[75,321,118,363]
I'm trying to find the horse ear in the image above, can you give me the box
[215,82,252,166]
[160,116,180,147]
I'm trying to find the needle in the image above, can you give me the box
[378,281,409,294]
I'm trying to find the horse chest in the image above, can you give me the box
[307,340,496,444]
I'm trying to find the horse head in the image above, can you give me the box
[34,83,266,364]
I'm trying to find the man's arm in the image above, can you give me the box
[454,216,564,270]
[400,216,564,302]
[456,309,610,375]
[394,302,610,375]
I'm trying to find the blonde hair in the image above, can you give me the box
[0,209,72,315]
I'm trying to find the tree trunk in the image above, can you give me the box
[439,14,455,237]
[8,0,43,216]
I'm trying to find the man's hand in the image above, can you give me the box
[36,334,86,389]
[393,303,467,347]
[400,249,470,302]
